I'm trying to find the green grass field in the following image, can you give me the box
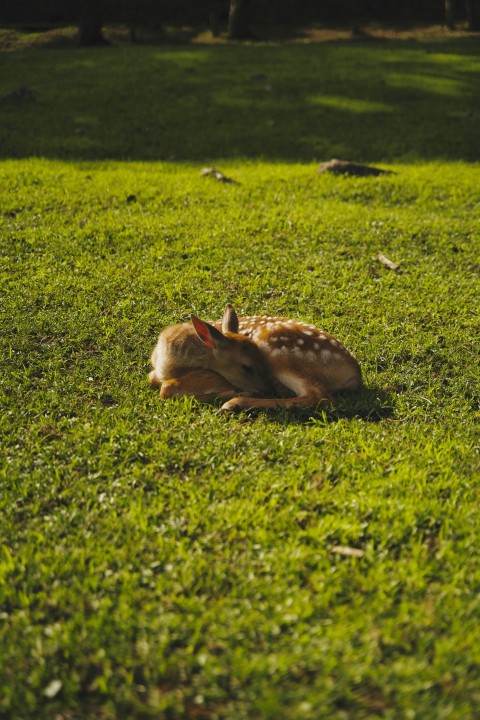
[1,36,480,719]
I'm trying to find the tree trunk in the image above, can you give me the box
[209,0,219,37]
[79,0,105,46]
[227,0,251,40]
[445,0,455,28]
[347,0,363,37]
[465,0,480,30]
[209,11,219,37]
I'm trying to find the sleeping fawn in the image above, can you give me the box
[149,304,361,411]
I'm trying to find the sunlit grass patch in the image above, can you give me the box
[1,37,480,720]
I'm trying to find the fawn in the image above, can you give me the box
[149,304,361,411]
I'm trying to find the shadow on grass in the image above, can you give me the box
[331,386,396,422]
[1,39,479,162]
[232,386,396,426]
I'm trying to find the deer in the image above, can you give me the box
[149,304,361,411]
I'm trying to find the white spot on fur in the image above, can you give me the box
[268,322,282,332]
[297,338,304,346]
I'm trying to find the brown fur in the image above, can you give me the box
[149,304,361,411]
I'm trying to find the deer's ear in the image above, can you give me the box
[191,314,226,350]
[222,303,239,334]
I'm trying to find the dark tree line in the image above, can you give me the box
[80,0,256,44]
[79,0,105,45]
[2,0,479,43]
[463,0,480,28]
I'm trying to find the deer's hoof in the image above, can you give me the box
[219,397,248,412]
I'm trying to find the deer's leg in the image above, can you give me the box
[220,384,333,412]
[159,370,242,403]
[148,370,162,388]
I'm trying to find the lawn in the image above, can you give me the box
[1,36,480,719]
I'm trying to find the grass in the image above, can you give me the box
[1,40,480,162]
[1,34,480,719]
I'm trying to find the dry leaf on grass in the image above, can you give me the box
[331,545,365,558]
[0,86,36,105]
[318,158,394,177]
[378,253,400,271]
[43,679,63,698]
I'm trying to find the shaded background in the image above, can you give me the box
[1,0,480,41]
[1,42,480,162]
[1,0,479,163]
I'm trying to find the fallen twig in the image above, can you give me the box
[200,167,240,184]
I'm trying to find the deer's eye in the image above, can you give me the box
[241,364,254,376]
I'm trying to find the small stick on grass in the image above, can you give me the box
[378,253,400,271]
